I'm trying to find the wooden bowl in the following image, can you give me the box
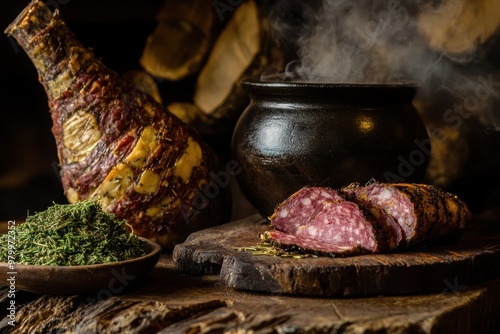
[0,237,161,295]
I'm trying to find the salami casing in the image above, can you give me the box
[343,180,471,246]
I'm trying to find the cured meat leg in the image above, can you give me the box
[5,1,231,248]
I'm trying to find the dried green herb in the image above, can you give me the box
[235,234,318,259]
[0,200,146,266]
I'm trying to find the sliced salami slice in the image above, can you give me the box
[348,196,405,249]
[296,200,391,253]
[265,230,364,257]
[269,187,343,234]
[343,181,471,246]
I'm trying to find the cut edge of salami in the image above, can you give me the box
[344,194,406,250]
[343,181,417,244]
[295,200,391,253]
[264,230,365,257]
[269,186,344,235]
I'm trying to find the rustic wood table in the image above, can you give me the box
[1,222,500,333]
[1,187,500,333]
[0,255,500,333]
[0,251,499,333]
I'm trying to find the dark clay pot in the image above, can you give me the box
[231,78,431,218]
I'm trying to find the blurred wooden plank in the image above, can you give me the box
[418,0,500,58]
[1,254,499,333]
[140,0,216,81]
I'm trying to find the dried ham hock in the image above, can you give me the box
[5,1,231,249]
[267,181,470,256]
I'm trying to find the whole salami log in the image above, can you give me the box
[5,1,231,249]
[266,181,470,256]
[343,180,471,246]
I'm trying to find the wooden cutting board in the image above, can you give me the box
[173,214,500,297]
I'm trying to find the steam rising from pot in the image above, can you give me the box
[263,0,500,129]
[265,0,482,83]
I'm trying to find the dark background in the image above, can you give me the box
[1,0,500,221]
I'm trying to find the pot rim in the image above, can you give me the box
[241,77,421,89]
[241,77,420,103]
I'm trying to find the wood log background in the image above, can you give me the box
[1,0,500,219]
[417,0,500,59]
[411,0,500,215]
[137,0,500,216]
[0,2,499,329]
[140,0,216,81]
